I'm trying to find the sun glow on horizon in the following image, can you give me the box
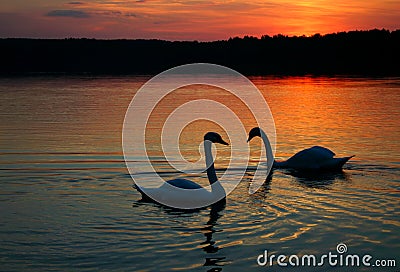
[0,0,399,40]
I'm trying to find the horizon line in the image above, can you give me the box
[1,28,399,43]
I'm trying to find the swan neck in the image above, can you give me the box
[204,140,218,185]
[260,129,275,167]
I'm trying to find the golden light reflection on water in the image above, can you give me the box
[252,76,400,163]
[0,76,399,271]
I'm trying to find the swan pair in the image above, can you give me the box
[136,128,353,204]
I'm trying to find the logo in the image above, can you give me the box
[257,243,397,268]
[122,63,276,209]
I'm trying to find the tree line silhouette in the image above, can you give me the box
[1,29,399,76]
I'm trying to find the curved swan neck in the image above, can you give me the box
[259,129,275,167]
[204,140,218,185]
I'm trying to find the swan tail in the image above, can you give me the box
[335,155,355,169]
[133,184,152,201]
[316,155,354,170]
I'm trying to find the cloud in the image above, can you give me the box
[91,10,137,17]
[125,12,137,17]
[99,10,122,16]
[46,10,90,18]
[68,2,84,5]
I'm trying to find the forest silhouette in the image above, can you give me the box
[1,29,399,76]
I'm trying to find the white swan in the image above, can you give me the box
[247,127,354,171]
[135,132,228,207]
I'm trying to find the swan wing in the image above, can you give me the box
[307,146,336,158]
[285,146,335,169]
[288,146,334,161]
[165,178,203,189]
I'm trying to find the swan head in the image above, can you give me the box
[247,127,261,142]
[204,132,229,146]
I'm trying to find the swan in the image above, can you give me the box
[247,127,354,171]
[135,132,229,207]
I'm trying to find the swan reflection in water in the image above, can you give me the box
[249,167,352,191]
[284,169,352,189]
[200,201,226,272]
[135,198,227,271]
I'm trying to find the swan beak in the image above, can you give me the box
[220,139,229,146]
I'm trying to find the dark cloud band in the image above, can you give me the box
[46,10,90,18]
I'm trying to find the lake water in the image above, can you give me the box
[0,75,399,271]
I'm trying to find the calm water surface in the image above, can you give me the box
[0,76,399,271]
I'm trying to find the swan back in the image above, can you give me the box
[285,147,334,169]
[284,147,353,170]
[165,179,203,189]
[308,146,336,158]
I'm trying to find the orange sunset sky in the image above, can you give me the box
[0,0,399,40]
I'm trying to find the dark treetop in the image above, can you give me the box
[1,29,399,76]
